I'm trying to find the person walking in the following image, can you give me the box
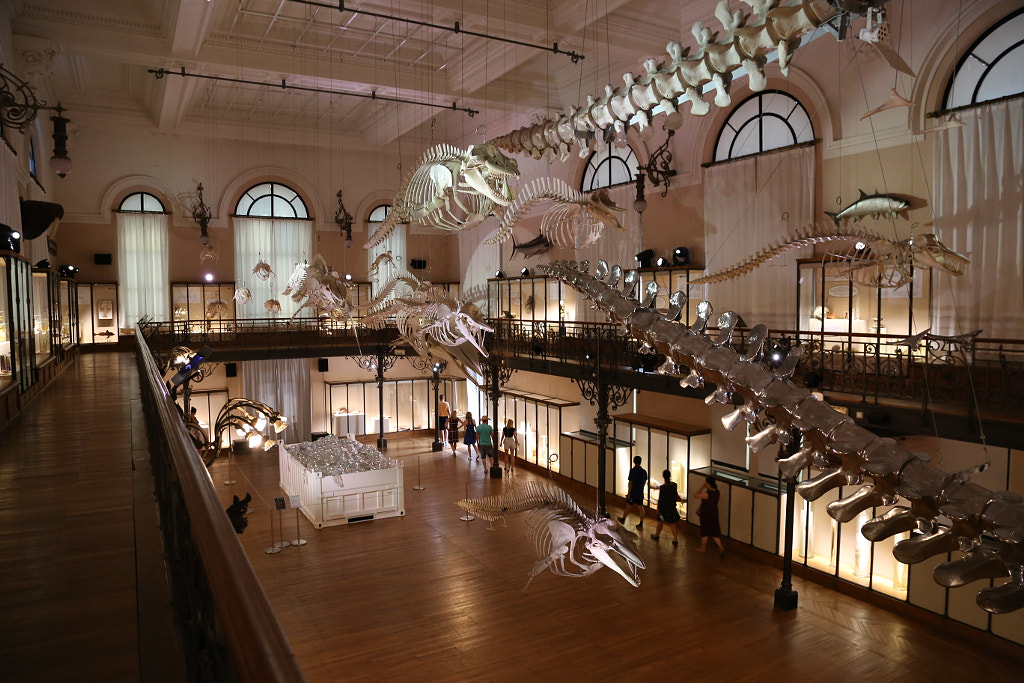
[695,476,725,554]
[438,395,451,444]
[501,419,520,475]
[618,455,648,529]
[649,470,683,546]
[462,412,479,461]
[476,416,495,471]
[448,413,461,455]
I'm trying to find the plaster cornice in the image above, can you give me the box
[14,4,164,39]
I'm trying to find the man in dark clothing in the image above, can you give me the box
[618,455,648,528]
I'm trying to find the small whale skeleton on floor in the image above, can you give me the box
[540,257,1024,614]
[457,480,646,588]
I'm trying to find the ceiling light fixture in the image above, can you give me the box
[1,65,73,178]
[335,189,354,248]
[190,182,213,245]
[148,67,481,117]
[286,0,584,63]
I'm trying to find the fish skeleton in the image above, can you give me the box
[825,190,910,225]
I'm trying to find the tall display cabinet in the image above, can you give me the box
[1,252,33,393]
[77,282,120,344]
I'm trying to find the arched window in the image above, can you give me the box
[235,182,309,219]
[368,204,391,224]
[943,9,1024,109]
[233,182,312,319]
[580,144,640,192]
[713,90,813,162]
[118,191,166,213]
[115,191,169,324]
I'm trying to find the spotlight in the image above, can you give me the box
[656,257,669,268]
[495,270,505,278]
[635,249,655,269]
[1,224,21,252]
[58,265,79,278]
[520,267,530,276]
[204,272,214,282]
[34,259,50,269]
[344,273,353,281]
[672,247,690,266]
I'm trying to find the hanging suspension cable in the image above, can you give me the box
[147,67,479,117]
[286,0,585,63]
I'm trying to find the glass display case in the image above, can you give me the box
[2,253,33,392]
[611,413,712,515]
[77,283,120,343]
[58,277,78,349]
[490,389,579,472]
[488,275,576,325]
[558,430,630,486]
[324,377,467,436]
[178,389,229,446]
[171,282,236,329]
[797,258,931,340]
[690,465,781,553]
[31,269,56,364]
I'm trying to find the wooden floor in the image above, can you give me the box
[3,352,1024,682]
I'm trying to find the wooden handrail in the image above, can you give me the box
[135,331,305,682]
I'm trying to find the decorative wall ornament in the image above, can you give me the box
[489,0,841,160]
[540,257,1024,614]
[688,223,968,289]
[363,142,520,249]
[456,480,645,588]
[485,177,626,249]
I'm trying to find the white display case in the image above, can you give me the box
[278,438,405,528]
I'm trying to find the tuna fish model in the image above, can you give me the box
[825,190,910,225]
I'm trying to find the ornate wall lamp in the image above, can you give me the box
[335,189,354,247]
[1,64,72,177]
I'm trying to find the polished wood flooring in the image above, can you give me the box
[3,352,1024,682]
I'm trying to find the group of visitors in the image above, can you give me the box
[617,455,724,552]
[436,396,521,474]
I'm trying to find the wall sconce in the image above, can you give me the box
[672,247,690,266]
[335,189,354,248]
[633,170,648,214]
[635,249,655,269]
[0,65,72,178]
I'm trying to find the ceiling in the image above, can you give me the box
[9,0,721,151]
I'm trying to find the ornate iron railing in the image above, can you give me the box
[135,328,305,683]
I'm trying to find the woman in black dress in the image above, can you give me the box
[695,475,725,554]
[650,470,683,546]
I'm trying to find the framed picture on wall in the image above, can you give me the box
[97,299,113,320]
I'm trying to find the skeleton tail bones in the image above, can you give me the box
[540,257,1024,614]
[689,223,968,287]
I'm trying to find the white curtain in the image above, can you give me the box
[116,212,169,325]
[932,97,1024,338]
[459,219,500,316]
[233,217,312,319]
[702,146,815,330]
[242,358,311,444]
[575,183,643,323]
[368,222,407,295]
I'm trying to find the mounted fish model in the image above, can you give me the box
[689,223,969,289]
[490,0,844,160]
[486,177,626,249]
[363,142,520,250]
[825,190,910,225]
[540,257,1024,614]
[456,480,645,588]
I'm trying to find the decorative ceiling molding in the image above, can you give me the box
[15,4,164,39]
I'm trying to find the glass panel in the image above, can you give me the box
[396,380,413,431]
[945,12,1024,108]
[0,258,10,389]
[59,280,70,346]
[368,204,390,222]
[760,116,795,152]
[31,272,51,361]
[91,284,119,343]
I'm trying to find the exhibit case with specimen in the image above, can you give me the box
[77,283,120,344]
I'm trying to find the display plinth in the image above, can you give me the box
[279,436,405,528]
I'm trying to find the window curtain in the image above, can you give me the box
[574,183,643,323]
[368,222,407,296]
[459,219,499,317]
[233,217,312,319]
[702,146,815,330]
[116,212,169,325]
[932,97,1024,338]
[242,358,311,444]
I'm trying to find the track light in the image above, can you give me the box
[635,249,655,269]
[1,224,21,252]
[672,247,690,266]
[520,267,530,276]
[495,270,505,278]
[656,257,669,268]
[58,265,79,278]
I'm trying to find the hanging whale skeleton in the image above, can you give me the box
[538,258,1024,614]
